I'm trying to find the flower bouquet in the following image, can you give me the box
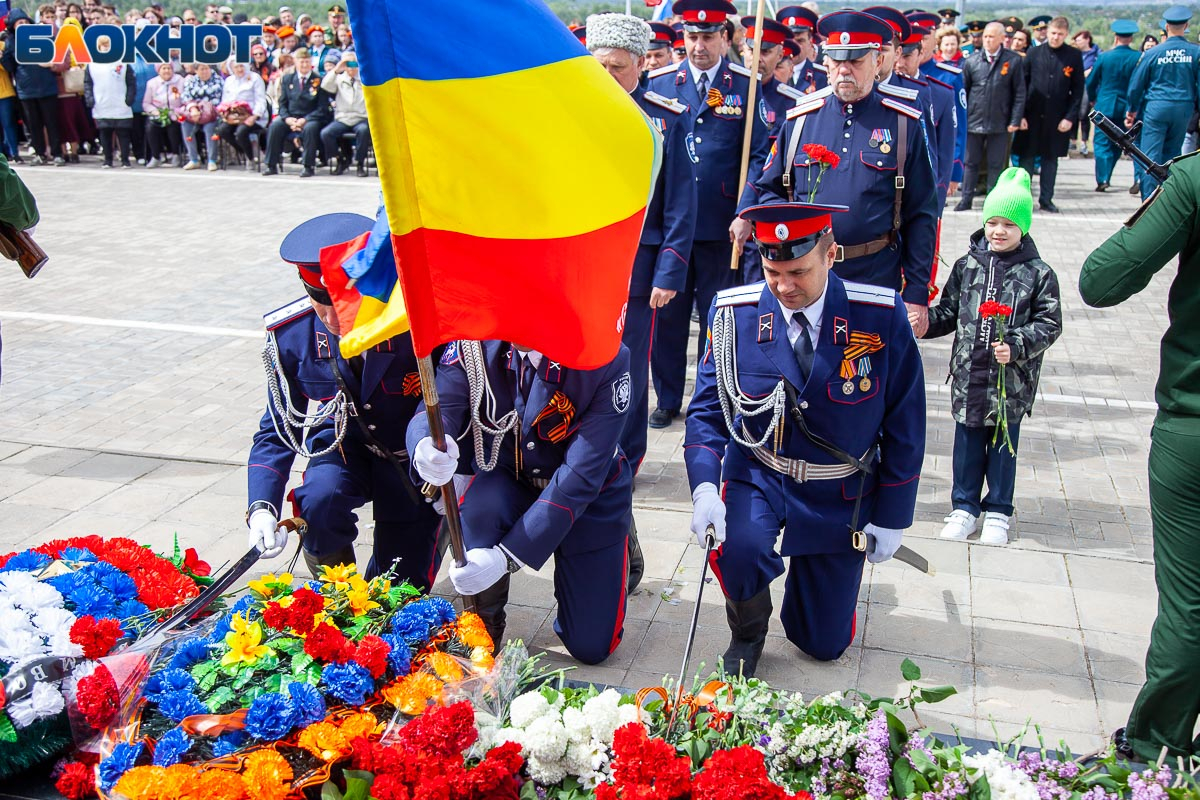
[217,100,252,125]
[979,300,1017,455]
[85,564,494,799]
[0,536,209,781]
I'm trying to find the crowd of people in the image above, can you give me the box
[0,0,370,176]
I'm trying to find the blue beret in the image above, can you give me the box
[279,212,374,266]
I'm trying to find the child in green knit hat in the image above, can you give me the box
[921,167,1063,545]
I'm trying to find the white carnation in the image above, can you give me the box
[527,754,568,785]
[46,628,82,659]
[616,703,641,727]
[963,751,1039,800]
[18,582,65,612]
[7,681,65,728]
[523,715,569,761]
[582,689,624,742]
[0,607,36,634]
[509,691,552,729]
[0,628,43,664]
[33,607,76,635]
[495,727,525,749]
[563,706,592,744]
[0,572,39,593]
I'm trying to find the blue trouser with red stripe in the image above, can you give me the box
[459,468,631,665]
[710,478,866,661]
[621,294,654,474]
[291,446,441,590]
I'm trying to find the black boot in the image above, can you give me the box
[626,518,644,594]
[302,545,358,579]
[721,590,773,679]
[470,574,512,653]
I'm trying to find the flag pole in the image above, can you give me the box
[416,354,476,613]
[729,0,768,271]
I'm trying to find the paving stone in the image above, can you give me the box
[975,667,1101,732]
[58,452,163,483]
[1082,629,1148,686]
[857,650,975,718]
[5,475,117,511]
[863,605,972,663]
[970,547,1069,586]
[972,618,1089,678]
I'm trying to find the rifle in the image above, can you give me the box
[0,221,48,279]
[1090,110,1171,184]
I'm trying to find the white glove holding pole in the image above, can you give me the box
[413,435,460,486]
[865,523,903,564]
[690,483,727,547]
[247,509,289,559]
[433,474,473,515]
[448,546,509,595]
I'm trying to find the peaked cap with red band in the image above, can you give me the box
[740,202,848,261]
[741,16,791,47]
[279,212,373,303]
[776,5,817,31]
[817,10,893,59]
[782,38,802,58]
[673,0,737,33]
[906,11,941,32]
[863,6,913,43]
[649,21,675,49]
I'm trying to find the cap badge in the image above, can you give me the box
[786,16,796,25]
[840,32,850,44]
[698,10,707,21]
[775,223,791,240]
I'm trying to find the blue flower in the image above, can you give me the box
[69,582,117,618]
[391,603,436,646]
[210,596,261,643]
[168,638,212,671]
[145,669,197,702]
[424,596,457,626]
[381,634,411,676]
[231,595,258,617]
[321,662,373,706]
[157,690,209,722]
[152,727,192,767]
[98,742,144,791]
[244,693,298,741]
[97,569,138,601]
[288,682,326,727]
[45,572,77,594]
[60,547,97,562]
[213,730,249,757]
[0,550,52,573]
[117,598,150,625]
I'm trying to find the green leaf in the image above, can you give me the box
[519,781,541,800]
[900,658,922,681]
[908,747,939,778]
[208,686,237,711]
[321,780,345,800]
[918,686,959,705]
[893,758,920,798]
[885,711,909,754]
[274,638,303,655]
[232,668,255,690]
[970,774,992,800]
[342,770,375,800]
[264,673,284,694]
[191,660,217,681]
[199,667,220,693]
[258,653,280,673]
[0,712,17,743]
[306,662,324,685]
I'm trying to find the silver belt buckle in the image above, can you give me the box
[852,530,868,551]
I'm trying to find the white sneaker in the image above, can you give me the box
[979,512,1011,545]
[183,160,199,170]
[145,158,159,169]
[939,509,978,540]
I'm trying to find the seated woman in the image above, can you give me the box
[180,62,224,171]
[216,58,267,170]
[142,62,185,167]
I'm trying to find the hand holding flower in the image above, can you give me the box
[992,342,1011,364]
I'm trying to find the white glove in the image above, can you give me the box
[448,546,509,595]
[432,474,473,515]
[413,435,460,486]
[247,509,289,559]
[865,523,903,564]
[690,483,727,547]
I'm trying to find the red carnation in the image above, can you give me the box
[54,761,95,800]
[70,616,125,660]
[802,142,840,168]
[978,300,1013,319]
[285,587,324,634]
[183,547,211,577]
[304,622,350,663]
[75,666,119,729]
[693,745,789,800]
[352,635,390,679]
[262,601,291,632]
[396,701,478,760]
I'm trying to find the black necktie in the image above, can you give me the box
[792,314,814,382]
[519,357,535,401]
[698,72,709,99]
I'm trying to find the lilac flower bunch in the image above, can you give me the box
[855,710,893,800]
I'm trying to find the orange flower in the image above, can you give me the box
[470,646,495,674]
[337,711,379,742]
[241,750,293,800]
[297,722,350,761]
[197,769,247,798]
[381,672,443,715]
[455,612,493,651]
[115,766,169,800]
[423,651,465,682]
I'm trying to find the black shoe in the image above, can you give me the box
[471,575,512,655]
[332,160,348,176]
[356,163,368,178]
[648,408,678,429]
[1039,200,1060,213]
[1095,183,1109,192]
[953,200,971,212]
[299,167,315,178]
[1112,728,1137,761]
[262,164,279,175]
[721,590,773,679]
[68,154,80,164]
[1129,181,1140,195]
[10,155,23,164]
[626,519,644,595]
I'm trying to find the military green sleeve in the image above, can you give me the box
[0,154,39,231]
[1080,157,1200,307]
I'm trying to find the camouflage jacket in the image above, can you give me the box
[925,231,1062,426]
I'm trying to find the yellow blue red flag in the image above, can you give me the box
[337,0,661,368]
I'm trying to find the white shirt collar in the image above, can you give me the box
[516,349,543,370]
[688,60,721,87]
[778,278,829,335]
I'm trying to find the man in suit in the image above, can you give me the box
[263,48,332,177]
